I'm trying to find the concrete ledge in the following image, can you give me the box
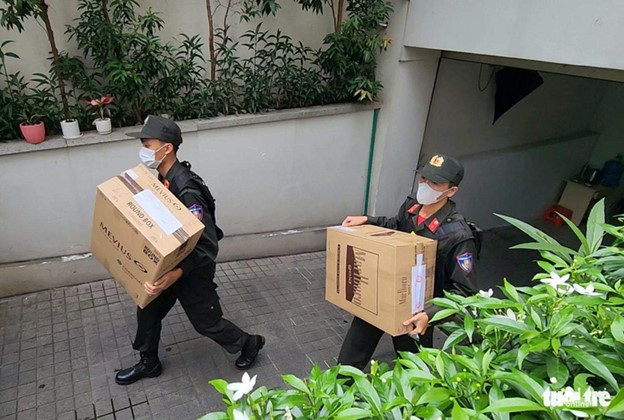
[0,102,381,157]
[0,226,329,297]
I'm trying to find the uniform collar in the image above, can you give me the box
[161,159,184,184]
[413,200,455,233]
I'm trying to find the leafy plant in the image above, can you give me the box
[317,0,392,102]
[202,200,624,419]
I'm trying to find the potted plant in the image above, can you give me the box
[60,116,81,139]
[19,111,46,144]
[88,96,114,134]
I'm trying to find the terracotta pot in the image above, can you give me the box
[94,118,112,134]
[19,121,46,144]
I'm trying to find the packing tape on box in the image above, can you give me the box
[116,173,190,243]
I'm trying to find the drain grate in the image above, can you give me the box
[75,397,149,420]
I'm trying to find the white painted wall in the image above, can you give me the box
[0,107,375,265]
[0,0,332,79]
[366,0,441,218]
[405,0,624,72]
[420,59,609,228]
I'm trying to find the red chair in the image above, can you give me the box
[543,205,573,227]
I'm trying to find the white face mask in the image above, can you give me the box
[139,144,167,169]
[417,182,450,205]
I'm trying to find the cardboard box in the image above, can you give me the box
[90,164,204,308]
[325,225,437,336]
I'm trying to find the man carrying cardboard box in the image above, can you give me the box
[337,154,479,370]
[114,116,265,385]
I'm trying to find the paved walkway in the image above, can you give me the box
[0,226,547,420]
[0,252,405,420]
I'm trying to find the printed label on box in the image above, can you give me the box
[346,245,379,314]
[412,253,427,313]
[133,190,182,235]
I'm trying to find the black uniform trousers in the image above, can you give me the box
[132,262,248,357]
[337,316,433,371]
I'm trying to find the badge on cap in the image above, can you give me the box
[189,204,204,221]
[430,155,445,167]
[457,252,473,273]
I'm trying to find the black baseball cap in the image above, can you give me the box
[126,115,183,146]
[420,154,464,186]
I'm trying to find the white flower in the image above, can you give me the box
[504,309,517,321]
[541,272,572,294]
[573,284,601,296]
[550,377,557,384]
[371,359,376,365]
[233,409,250,420]
[479,289,493,298]
[227,372,257,401]
[284,406,293,420]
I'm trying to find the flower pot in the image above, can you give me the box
[94,118,112,135]
[60,119,81,139]
[19,122,46,144]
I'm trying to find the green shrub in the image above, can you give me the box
[202,200,624,419]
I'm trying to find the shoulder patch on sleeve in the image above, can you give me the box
[189,204,204,221]
[457,252,473,273]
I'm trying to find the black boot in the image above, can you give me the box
[235,335,265,370]
[115,353,162,385]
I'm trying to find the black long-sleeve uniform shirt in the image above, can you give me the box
[160,160,221,277]
[367,194,478,318]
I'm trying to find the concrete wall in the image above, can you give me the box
[405,0,624,71]
[0,104,377,296]
[589,84,624,212]
[420,59,609,228]
[0,0,332,78]
[365,0,441,218]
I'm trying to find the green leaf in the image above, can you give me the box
[430,308,459,323]
[558,212,591,255]
[208,379,229,395]
[381,396,410,412]
[563,346,619,391]
[451,402,471,420]
[546,356,569,389]
[198,413,228,420]
[607,388,624,414]
[415,406,445,419]
[502,279,522,303]
[530,308,543,330]
[464,314,475,342]
[443,329,467,350]
[282,374,310,394]
[354,377,381,413]
[586,199,605,252]
[551,337,561,354]
[435,352,445,380]
[483,398,547,413]
[573,373,595,392]
[495,213,561,246]
[478,316,531,335]
[510,242,575,260]
[417,387,452,405]
[489,385,510,420]
[338,365,366,378]
[612,315,624,344]
[495,370,546,402]
[334,407,373,420]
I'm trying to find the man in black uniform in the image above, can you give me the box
[337,154,478,370]
[115,116,265,385]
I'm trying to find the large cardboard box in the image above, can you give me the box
[90,164,204,308]
[325,225,437,336]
